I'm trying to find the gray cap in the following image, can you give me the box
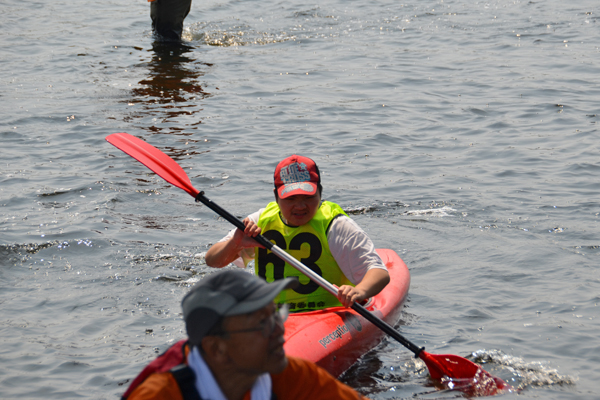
[182,269,298,346]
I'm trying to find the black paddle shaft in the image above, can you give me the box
[195,191,425,358]
[351,302,424,356]
[195,192,274,250]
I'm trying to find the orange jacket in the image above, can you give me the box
[127,355,369,400]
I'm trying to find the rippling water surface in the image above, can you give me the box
[1,0,598,399]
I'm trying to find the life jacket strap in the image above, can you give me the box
[170,364,202,400]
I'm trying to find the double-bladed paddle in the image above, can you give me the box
[106,132,510,396]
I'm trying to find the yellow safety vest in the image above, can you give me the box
[255,201,353,311]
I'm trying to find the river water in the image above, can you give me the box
[1,0,598,398]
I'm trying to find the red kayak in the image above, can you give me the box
[283,249,410,377]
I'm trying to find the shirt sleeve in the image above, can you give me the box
[271,356,370,400]
[216,209,263,269]
[327,216,387,284]
[126,372,184,400]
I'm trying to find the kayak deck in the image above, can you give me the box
[283,249,410,377]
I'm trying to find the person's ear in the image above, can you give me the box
[201,336,228,361]
[273,188,279,203]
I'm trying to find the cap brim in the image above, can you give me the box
[225,277,298,316]
[277,182,317,199]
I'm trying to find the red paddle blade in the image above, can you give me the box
[419,351,510,396]
[106,133,199,197]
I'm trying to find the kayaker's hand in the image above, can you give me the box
[337,285,368,308]
[205,218,263,268]
[232,218,264,249]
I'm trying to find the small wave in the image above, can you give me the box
[403,206,456,217]
[344,205,378,215]
[180,275,201,286]
[1,241,57,255]
[187,23,300,47]
[131,251,205,264]
[344,201,410,215]
[471,349,576,389]
[573,245,599,252]
[343,202,455,218]
[37,188,73,197]
[0,241,75,266]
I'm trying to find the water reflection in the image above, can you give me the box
[127,41,212,137]
[134,42,209,102]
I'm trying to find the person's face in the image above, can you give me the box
[220,303,288,376]
[276,191,321,227]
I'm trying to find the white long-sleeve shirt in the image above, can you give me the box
[218,208,387,284]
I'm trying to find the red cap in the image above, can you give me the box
[274,155,320,199]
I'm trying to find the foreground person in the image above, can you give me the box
[123,269,369,400]
[148,0,192,41]
[205,155,390,312]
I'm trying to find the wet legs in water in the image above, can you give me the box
[150,0,192,41]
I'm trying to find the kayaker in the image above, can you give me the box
[148,0,192,41]
[205,155,390,312]
[123,269,370,400]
